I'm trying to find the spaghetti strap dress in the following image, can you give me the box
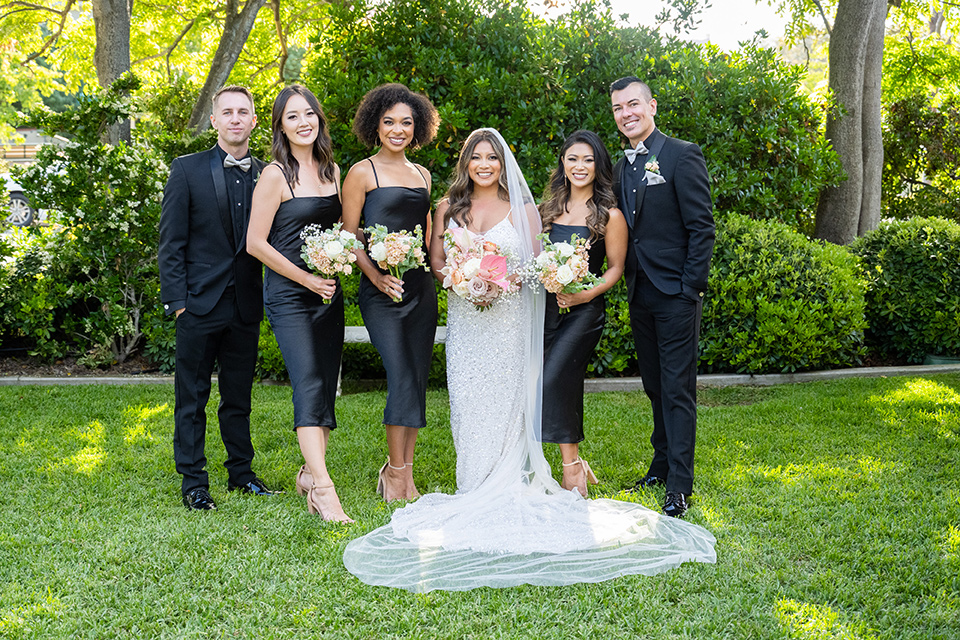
[358,161,438,428]
[541,224,607,443]
[263,177,345,429]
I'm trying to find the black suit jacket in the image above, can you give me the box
[158,145,265,324]
[613,128,715,303]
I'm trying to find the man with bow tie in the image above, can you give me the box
[159,85,278,510]
[610,76,715,518]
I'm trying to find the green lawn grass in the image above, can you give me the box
[1,375,958,639]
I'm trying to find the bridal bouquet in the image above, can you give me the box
[441,226,519,310]
[531,233,604,313]
[364,224,429,302]
[300,222,361,303]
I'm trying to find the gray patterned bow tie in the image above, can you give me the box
[624,142,649,164]
[223,154,252,172]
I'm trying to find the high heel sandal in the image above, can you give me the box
[376,458,406,501]
[562,458,600,497]
[307,483,354,523]
[406,462,421,500]
[295,465,312,496]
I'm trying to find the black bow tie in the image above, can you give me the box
[224,154,252,172]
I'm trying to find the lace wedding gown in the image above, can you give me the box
[342,215,717,592]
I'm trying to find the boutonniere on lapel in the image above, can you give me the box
[253,167,261,184]
[644,156,665,185]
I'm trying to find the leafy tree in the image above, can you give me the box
[305,0,841,229]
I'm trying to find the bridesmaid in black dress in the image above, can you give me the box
[540,130,628,497]
[341,84,440,502]
[247,85,353,522]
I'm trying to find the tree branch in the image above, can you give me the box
[810,0,833,36]
[7,0,75,64]
[270,0,288,84]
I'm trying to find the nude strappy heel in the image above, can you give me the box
[562,458,599,497]
[377,458,406,500]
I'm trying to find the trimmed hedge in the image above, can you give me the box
[853,216,960,362]
[699,214,866,373]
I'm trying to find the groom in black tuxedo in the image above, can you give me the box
[610,76,715,518]
[159,85,277,510]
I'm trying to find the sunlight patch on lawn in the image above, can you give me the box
[746,456,892,487]
[871,379,960,440]
[943,524,960,565]
[122,402,169,443]
[0,592,62,635]
[50,420,106,475]
[775,599,877,639]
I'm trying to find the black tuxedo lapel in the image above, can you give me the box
[208,150,236,249]
[632,130,667,223]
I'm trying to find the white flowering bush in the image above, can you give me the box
[16,75,168,364]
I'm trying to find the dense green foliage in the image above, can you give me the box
[1,375,958,637]
[305,0,841,229]
[882,94,960,222]
[12,76,168,365]
[699,214,866,373]
[853,216,960,362]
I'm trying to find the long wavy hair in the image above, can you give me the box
[443,129,510,229]
[270,84,336,188]
[540,130,616,242]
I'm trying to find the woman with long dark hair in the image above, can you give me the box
[247,84,352,522]
[540,130,628,496]
[341,83,440,502]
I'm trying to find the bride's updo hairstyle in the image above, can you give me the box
[540,130,617,242]
[271,84,336,188]
[352,83,440,150]
[443,129,511,230]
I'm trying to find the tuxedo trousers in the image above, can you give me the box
[628,271,702,495]
[173,287,259,494]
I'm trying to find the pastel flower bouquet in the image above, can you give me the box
[299,222,361,303]
[531,233,604,313]
[364,224,429,302]
[441,227,519,310]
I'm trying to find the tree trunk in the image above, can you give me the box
[858,4,885,236]
[187,0,269,132]
[93,0,132,144]
[814,0,886,244]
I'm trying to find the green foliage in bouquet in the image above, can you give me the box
[853,217,960,362]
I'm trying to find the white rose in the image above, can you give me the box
[452,280,470,297]
[567,255,584,273]
[556,264,575,285]
[462,257,482,279]
[369,242,387,262]
[535,252,552,267]
[555,242,575,258]
[339,229,356,243]
[323,240,344,259]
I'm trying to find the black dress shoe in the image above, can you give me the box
[632,474,666,490]
[183,487,217,510]
[663,491,689,518]
[228,476,282,496]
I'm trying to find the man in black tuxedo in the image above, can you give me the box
[610,76,715,518]
[159,85,278,510]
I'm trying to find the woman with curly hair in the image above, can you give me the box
[247,84,352,521]
[540,130,628,497]
[341,83,440,502]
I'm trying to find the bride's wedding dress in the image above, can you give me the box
[342,129,715,592]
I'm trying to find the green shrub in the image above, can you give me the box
[0,227,80,359]
[18,75,167,365]
[852,216,960,362]
[304,0,841,230]
[882,94,960,222]
[699,214,867,373]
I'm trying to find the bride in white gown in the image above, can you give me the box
[342,128,715,592]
